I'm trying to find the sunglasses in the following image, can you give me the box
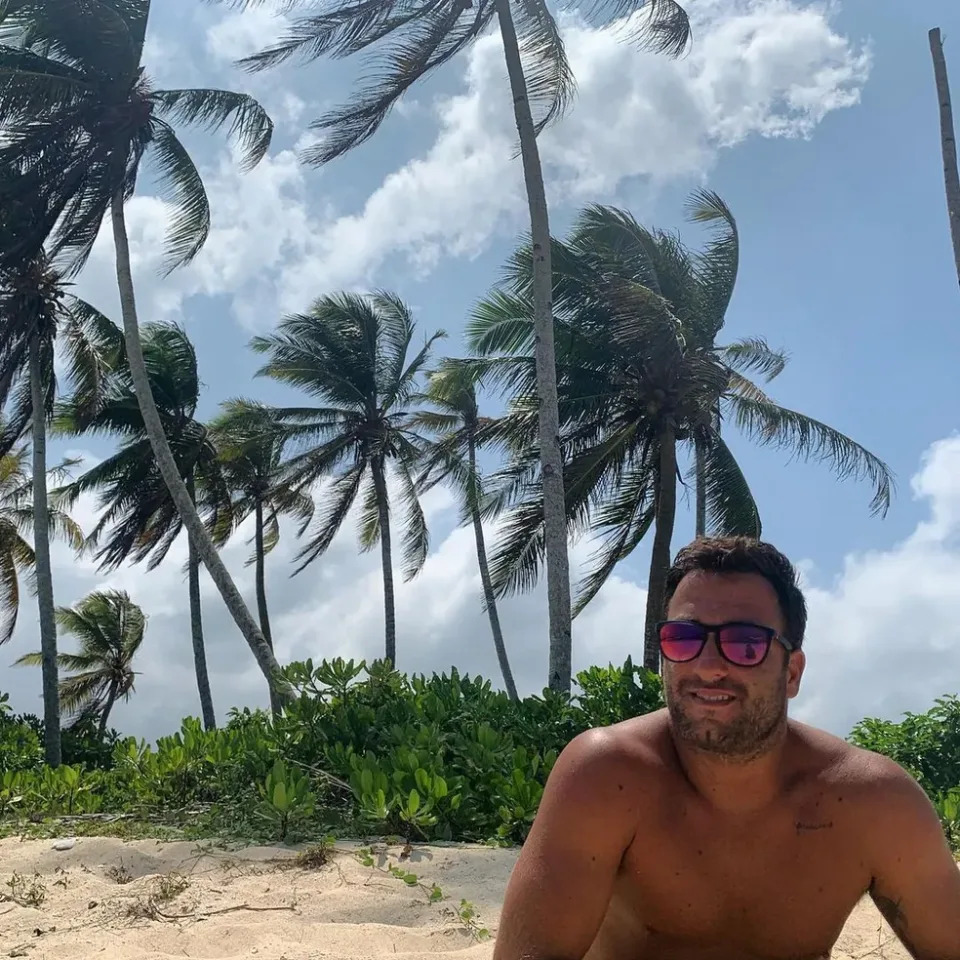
[656,620,796,667]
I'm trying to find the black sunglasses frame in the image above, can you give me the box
[656,620,796,667]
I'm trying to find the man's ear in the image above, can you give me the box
[786,649,806,699]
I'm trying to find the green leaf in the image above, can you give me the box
[414,767,430,794]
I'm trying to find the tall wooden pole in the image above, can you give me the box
[929,28,960,290]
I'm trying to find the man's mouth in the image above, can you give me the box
[689,690,737,704]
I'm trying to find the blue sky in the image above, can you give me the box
[6,0,960,740]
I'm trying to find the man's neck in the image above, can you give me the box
[669,722,791,814]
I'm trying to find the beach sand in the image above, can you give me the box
[0,836,907,958]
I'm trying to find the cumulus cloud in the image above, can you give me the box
[5,436,960,743]
[205,2,289,64]
[72,0,870,327]
[796,436,960,737]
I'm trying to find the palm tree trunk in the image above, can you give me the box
[186,475,216,731]
[695,436,706,538]
[255,499,284,718]
[495,0,572,694]
[930,28,960,290]
[29,333,61,767]
[110,192,288,701]
[644,424,678,674]
[468,437,519,701]
[370,458,397,667]
[97,679,119,741]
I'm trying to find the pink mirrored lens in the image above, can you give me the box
[718,627,769,665]
[659,623,705,662]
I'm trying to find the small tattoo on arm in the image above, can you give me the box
[794,820,834,835]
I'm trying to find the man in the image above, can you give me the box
[494,537,960,960]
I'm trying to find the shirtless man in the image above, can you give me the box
[494,537,960,960]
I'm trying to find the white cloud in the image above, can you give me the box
[206,3,289,64]
[72,149,331,329]
[5,436,960,744]
[287,0,871,288]
[796,435,960,737]
[74,0,870,328]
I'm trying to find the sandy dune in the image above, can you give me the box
[0,836,907,959]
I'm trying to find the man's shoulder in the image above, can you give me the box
[538,714,669,834]
[792,720,927,811]
[558,711,673,780]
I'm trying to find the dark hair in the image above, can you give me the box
[663,536,807,648]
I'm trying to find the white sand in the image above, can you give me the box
[0,835,909,958]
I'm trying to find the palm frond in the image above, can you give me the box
[0,546,20,644]
[573,467,655,616]
[387,328,446,410]
[396,459,428,581]
[580,0,691,57]
[59,296,123,420]
[727,395,894,517]
[0,46,91,124]
[512,0,576,133]
[297,2,497,166]
[236,0,405,71]
[151,87,273,171]
[372,289,415,399]
[487,495,547,598]
[411,410,463,434]
[293,464,365,572]
[699,430,761,538]
[56,671,110,717]
[149,120,211,274]
[719,337,787,383]
[47,507,85,552]
[467,290,536,356]
[0,0,142,77]
[357,467,382,552]
[686,187,738,340]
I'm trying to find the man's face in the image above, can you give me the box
[662,571,805,760]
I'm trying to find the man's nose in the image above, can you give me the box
[693,633,729,680]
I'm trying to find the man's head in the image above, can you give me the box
[660,536,807,761]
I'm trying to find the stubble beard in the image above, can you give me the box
[666,670,789,762]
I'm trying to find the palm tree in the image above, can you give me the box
[414,363,518,700]
[929,28,960,291]
[677,189,778,538]
[0,446,83,643]
[218,0,692,695]
[0,445,85,684]
[209,399,315,716]
[0,450,36,650]
[0,248,116,766]
[468,201,894,671]
[16,590,146,740]
[0,0,285,698]
[251,292,444,667]
[54,322,233,730]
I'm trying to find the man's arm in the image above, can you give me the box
[865,757,960,960]
[493,728,642,960]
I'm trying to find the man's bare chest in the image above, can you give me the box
[607,792,871,959]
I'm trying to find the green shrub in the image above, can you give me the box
[849,695,960,849]
[256,759,316,840]
[3,669,954,852]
